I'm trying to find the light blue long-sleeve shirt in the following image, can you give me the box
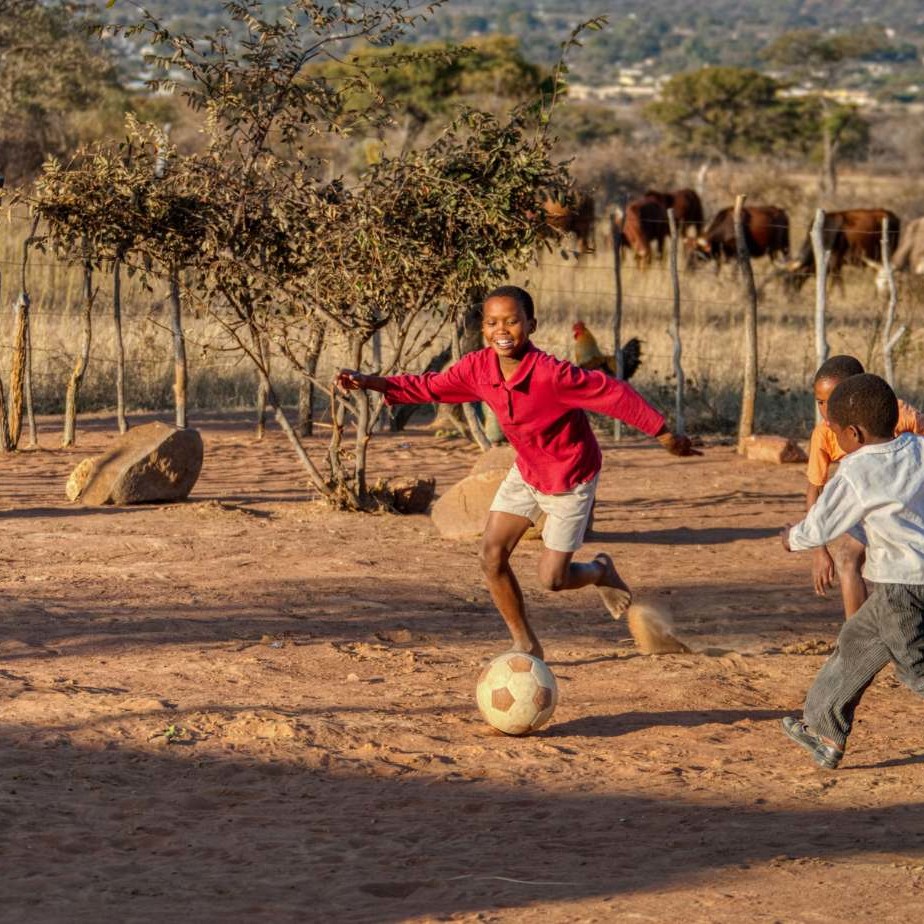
[789,433,924,584]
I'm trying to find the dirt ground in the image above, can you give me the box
[3,412,924,924]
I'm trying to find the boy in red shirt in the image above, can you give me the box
[338,285,697,658]
[806,355,924,618]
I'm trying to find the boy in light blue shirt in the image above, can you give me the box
[781,373,924,769]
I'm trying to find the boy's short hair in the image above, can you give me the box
[484,285,535,321]
[827,373,898,438]
[814,354,864,384]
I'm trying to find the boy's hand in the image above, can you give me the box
[780,524,793,552]
[812,547,836,596]
[657,431,702,457]
[337,369,368,392]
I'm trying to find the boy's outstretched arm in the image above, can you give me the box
[337,358,481,406]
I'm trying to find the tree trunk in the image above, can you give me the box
[297,326,324,437]
[348,336,373,500]
[169,269,188,429]
[667,209,685,435]
[113,256,128,434]
[0,375,10,452]
[255,334,270,440]
[7,292,28,447]
[62,260,94,448]
[734,195,759,452]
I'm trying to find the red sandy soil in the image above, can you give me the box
[2,411,924,923]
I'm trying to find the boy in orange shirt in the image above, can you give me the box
[807,355,924,617]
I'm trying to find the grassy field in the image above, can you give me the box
[3,165,924,438]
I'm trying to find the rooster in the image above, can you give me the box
[572,321,642,380]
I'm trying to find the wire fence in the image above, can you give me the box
[2,205,924,437]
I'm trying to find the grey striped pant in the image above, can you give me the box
[805,582,924,748]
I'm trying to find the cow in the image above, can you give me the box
[891,216,924,275]
[686,205,790,272]
[615,195,669,267]
[540,192,596,254]
[785,208,900,291]
[643,187,705,237]
[876,216,924,294]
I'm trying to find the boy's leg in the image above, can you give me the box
[878,583,924,696]
[480,511,542,657]
[828,532,867,618]
[534,476,631,616]
[537,550,631,617]
[803,586,892,749]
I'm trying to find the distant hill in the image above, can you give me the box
[103,1,924,99]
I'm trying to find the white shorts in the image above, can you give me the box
[489,465,598,553]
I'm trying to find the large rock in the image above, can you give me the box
[741,434,808,464]
[470,445,517,476]
[431,468,545,541]
[74,422,204,506]
[431,470,505,539]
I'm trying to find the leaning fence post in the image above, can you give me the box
[880,216,902,388]
[734,195,759,453]
[169,267,188,430]
[810,208,829,422]
[611,194,627,440]
[667,208,685,434]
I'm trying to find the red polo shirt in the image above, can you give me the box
[382,343,665,494]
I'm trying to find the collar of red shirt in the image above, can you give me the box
[484,341,540,390]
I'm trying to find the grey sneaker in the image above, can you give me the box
[781,716,844,769]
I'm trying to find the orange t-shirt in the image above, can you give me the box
[806,398,924,486]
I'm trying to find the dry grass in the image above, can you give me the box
[3,166,924,437]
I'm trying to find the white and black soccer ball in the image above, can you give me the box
[476,652,558,736]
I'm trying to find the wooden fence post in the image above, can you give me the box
[611,195,626,440]
[169,268,188,429]
[667,208,685,434]
[112,254,128,434]
[297,326,324,437]
[62,254,95,447]
[734,194,758,453]
[810,208,829,422]
[880,216,902,387]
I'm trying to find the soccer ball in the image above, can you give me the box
[476,652,558,736]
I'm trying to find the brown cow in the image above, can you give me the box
[615,195,669,267]
[643,188,704,237]
[786,208,900,291]
[541,192,596,254]
[687,205,790,271]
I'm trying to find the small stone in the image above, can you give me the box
[65,457,99,502]
[741,435,807,464]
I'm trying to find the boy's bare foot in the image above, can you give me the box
[593,552,632,619]
[511,638,544,661]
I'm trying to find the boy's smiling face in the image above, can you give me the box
[814,376,842,423]
[481,295,536,361]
